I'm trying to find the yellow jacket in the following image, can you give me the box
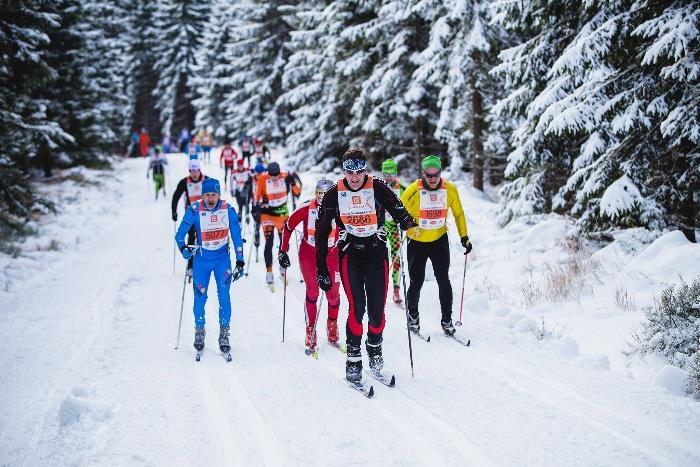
[400,179,468,242]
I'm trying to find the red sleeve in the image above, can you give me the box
[281,204,308,252]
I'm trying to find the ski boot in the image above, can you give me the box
[326,319,339,344]
[441,318,456,336]
[345,344,362,383]
[305,325,317,350]
[407,311,420,334]
[265,271,274,285]
[393,286,402,304]
[366,338,383,373]
[218,325,231,353]
[194,327,206,351]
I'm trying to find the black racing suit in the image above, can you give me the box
[171,175,209,270]
[315,176,414,348]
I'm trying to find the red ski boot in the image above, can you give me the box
[326,319,339,344]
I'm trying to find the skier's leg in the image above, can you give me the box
[213,255,234,327]
[365,254,389,341]
[386,222,401,287]
[192,257,214,328]
[261,216,275,270]
[326,250,341,320]
[428,235,453,321]
[298,242,319,326]
[406,239,429,321]
[339,255,366,348]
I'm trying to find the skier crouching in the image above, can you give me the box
[175,178,245,356]
[278,178,340,352]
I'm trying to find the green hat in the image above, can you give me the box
[381,159,397,174]
[421,155,442,170]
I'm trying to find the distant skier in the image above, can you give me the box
[253,137,271,165]
[146,147,168,199]
[250,163,266,254]
[254,161,301,286]
[231,160,253,223]
[199,128,214,164]
[378,158,408,305]
[179,128,190,152]
[239,134,253,167]
[400,155,471,336]
[219,141,238,188]
[172,159,210,279]
[278,178,341,352]
[315,148,416,383]
[138,127,151,158]
[186,139,201,160]
[175,178,245,357]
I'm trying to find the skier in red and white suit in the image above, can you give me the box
[278,178,341,351]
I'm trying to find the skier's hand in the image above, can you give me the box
[401,217,418,231]
[232,260,245,281]
[172,212,178,222]
[278,251,290,269]
[317,268,332,292]
[180,245,195,260]
[461,235,472,255]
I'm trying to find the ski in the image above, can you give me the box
[347,380,374,398]
[222,351,232,362]
[304,347,319,359]
[365,369,396,387]
[195,350,203,361]
[410,330,431,342]
[267,282,275,293]
[445,333,471,346]
[329,342,346,353]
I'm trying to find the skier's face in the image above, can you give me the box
[422,169,441,189]
[203,192,219,208]
[344,169,366,190]
[189,170,201,181]
[383,173,396,184]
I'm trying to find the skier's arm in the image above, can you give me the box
[446,182,468,237]
[227,206,245,261]
[171,178,187,218]
[375,180,415,230]
[400,182,419,222]
[315,187,338,271]
[175,205,196,251]
[281,204,307,253]
[263,145,271,157]
[285,174,301,198]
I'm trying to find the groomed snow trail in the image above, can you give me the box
[1,155,699,466]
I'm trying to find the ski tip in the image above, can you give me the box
[389,375,396,386]
[426,335,431,342]
[368,386,375,398]
[467,339,471,346]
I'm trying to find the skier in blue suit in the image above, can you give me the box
[175,178,245,355]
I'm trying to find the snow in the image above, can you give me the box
[655,365,690,397]
[599,174,642,219]
[1,150,700,465]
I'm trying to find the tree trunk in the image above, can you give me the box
[472,80,484,191]
[679,190,697,243]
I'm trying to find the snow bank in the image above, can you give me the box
[654,365,689,396]
[626,230,700,282]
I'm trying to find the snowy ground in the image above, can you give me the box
[1,150,700,466]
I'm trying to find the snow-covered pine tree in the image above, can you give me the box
[220,0,294,142]
[192,0,239,140]
[0,0,68,242]
[345,0,440,171]
[413,0,509,187]
[152,0,211,138]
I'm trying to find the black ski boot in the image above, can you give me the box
[346,344,362,383]
[441,318,456,336]
[407,311,420,334]
[365,338,383,373]
[193,327,206,351]
[218,325,231,353]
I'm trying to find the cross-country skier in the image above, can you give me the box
[253,137,271,165]
[250,163,266,257]
[380,158,408,305]
[147,146,168,200]
[315,148,416,383]
[186,139,201,160]
[172,159,210,279]
[231,160,253,224]
[199,128,214,164]
[278,178,340,352]
[175,178,245,357]
[400,155,472,336]
[239,134,253,167]
[219,141,238,188]
[254,161,301,286]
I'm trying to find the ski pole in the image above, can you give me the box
[245,238,254,275]
[456,253,468,326]
[175,265,187,349]
[172,221,176,275]
[282,268,288,342]
[399,231,415,378]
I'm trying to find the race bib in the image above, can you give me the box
[199,201,229,251]
[338,176,378,237]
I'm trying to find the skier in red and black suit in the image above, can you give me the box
[219,141,238,189]
[315,148,416,383]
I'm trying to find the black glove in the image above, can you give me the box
[254,228,260,247]
[461,235,472,255]
[172,212,177,222]
[278,251,290,269]
[317,268,332,292]
[232,260,245,281]
[401,217,418,231]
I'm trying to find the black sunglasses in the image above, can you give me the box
[423,171,441,179]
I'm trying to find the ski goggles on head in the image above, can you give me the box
[342,158,366,174]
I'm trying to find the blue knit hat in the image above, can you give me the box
[254,163,265,174]
[202,178,220,195]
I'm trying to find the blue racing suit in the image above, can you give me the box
[175,200,244,328]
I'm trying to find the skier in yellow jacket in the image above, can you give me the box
[400,155,472,336]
